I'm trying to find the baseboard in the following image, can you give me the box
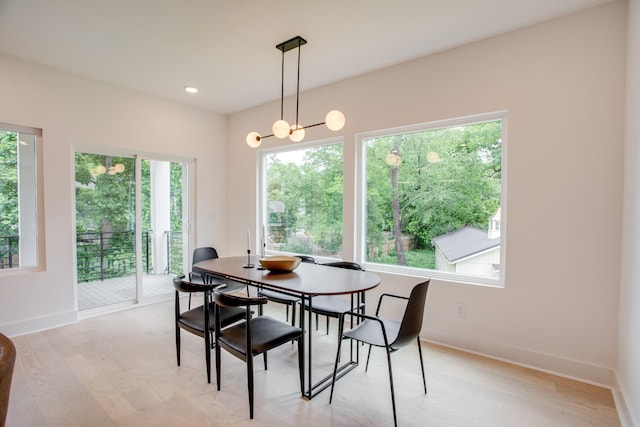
[613,372,639,427]
[0,310,78,337]
[423,326,615,388]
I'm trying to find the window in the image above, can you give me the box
[260,139,343,258]
[360,112,505,285]
[0,123,43,271]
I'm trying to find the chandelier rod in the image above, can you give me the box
[295,37,301,128]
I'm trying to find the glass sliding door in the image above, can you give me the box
[75,151,191,312]
[75,153,137,310]
[139,158,189,302]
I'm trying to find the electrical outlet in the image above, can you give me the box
[456,302,466,318]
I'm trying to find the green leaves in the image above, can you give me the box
[365,120,502,263]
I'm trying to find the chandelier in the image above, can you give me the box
[246,36,345,147]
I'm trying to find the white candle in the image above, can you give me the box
[247,229,251,251]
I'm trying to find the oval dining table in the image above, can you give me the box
[194,255,381,399]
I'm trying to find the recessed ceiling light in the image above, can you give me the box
[184,86,198,94]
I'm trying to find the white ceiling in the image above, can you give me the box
[0,0,613,114]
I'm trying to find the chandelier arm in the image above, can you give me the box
[300,122,325,130]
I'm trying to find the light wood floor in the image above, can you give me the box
[6,300,620,426]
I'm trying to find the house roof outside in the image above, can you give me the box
[432,226,500,263]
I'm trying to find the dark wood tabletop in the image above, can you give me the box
[194,256,380,297]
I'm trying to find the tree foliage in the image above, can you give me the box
[266,143,344,255]
[0,131,18,236]
[365,120,502,260]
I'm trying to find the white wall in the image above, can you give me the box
[0,54,227,335]
[618,0,640,424]
[227,1,627,387]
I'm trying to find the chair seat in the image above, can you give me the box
[219,316,302,356]
[258,289,300,304]
[343,316,401,348]
[178,304,246,333]
[307,295,364,317]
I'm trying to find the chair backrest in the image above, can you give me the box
[392,280,430,349]
[214,291,267,309]
[193,247,219,267]
[295,255,317,264]
[191,247,219,281]
[173,274,217,293]
[322,261,365,271]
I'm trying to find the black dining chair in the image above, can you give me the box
[304,261,366,334]
[258,255,317,326]
[188,247,224,309]
[189,246,247,307]
[329,280,430,427]
[214,291,304,419]
[173,275,247,383]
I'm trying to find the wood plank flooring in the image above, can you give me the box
[5,300,620,426]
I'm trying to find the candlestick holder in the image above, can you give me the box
[243,249,254,268]
[257,243,266,270]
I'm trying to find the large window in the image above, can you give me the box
[261,139,343,258]
[360,112,505,285]
[0,123,43,271]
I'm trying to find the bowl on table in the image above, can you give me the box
[258,256,301,273]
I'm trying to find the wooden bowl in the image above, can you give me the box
[258,256,301,273]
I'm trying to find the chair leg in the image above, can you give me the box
[291,303,297,327]
[175,325,181,366]
[315,313,319,330]
[297,337,304,395]
[205,325,211,384]
[365,344,373,372]
[263,351,268,370]
[417,337,427,394]
[215,340,221,391]
[326,316,329,335]
[285,305,290,322]
[248,353,255,419]
[329,318,346,403]
[385,348,398,427]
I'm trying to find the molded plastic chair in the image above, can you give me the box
[305,261,366,334]
[214,291,303,419]
[258,255,317,326]
[189,246,246,307]
[190,247,225,284]
[329,280,430,427]
[173,275,246,383]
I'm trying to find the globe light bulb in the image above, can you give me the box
[289,124,305,142]
[95,165,107,175]
[426,151,440,163]
[325,110,345,131]
[246,132,262,148]
[114,163,125,173]
[385,152,402,167]
[272,120,291,139]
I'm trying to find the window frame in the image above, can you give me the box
[257,137,344,261]
[0,122,45,275]
[355,111,507,287]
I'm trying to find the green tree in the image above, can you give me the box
[0,131,18,236]
[366,120,502,265]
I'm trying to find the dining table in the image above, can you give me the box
[194,255,381,399]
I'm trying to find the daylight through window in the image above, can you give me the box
[262,140,343,258]
[0,123,43,271]
[361,113,504,284]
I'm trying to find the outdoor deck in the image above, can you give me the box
[78,273,175,311]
